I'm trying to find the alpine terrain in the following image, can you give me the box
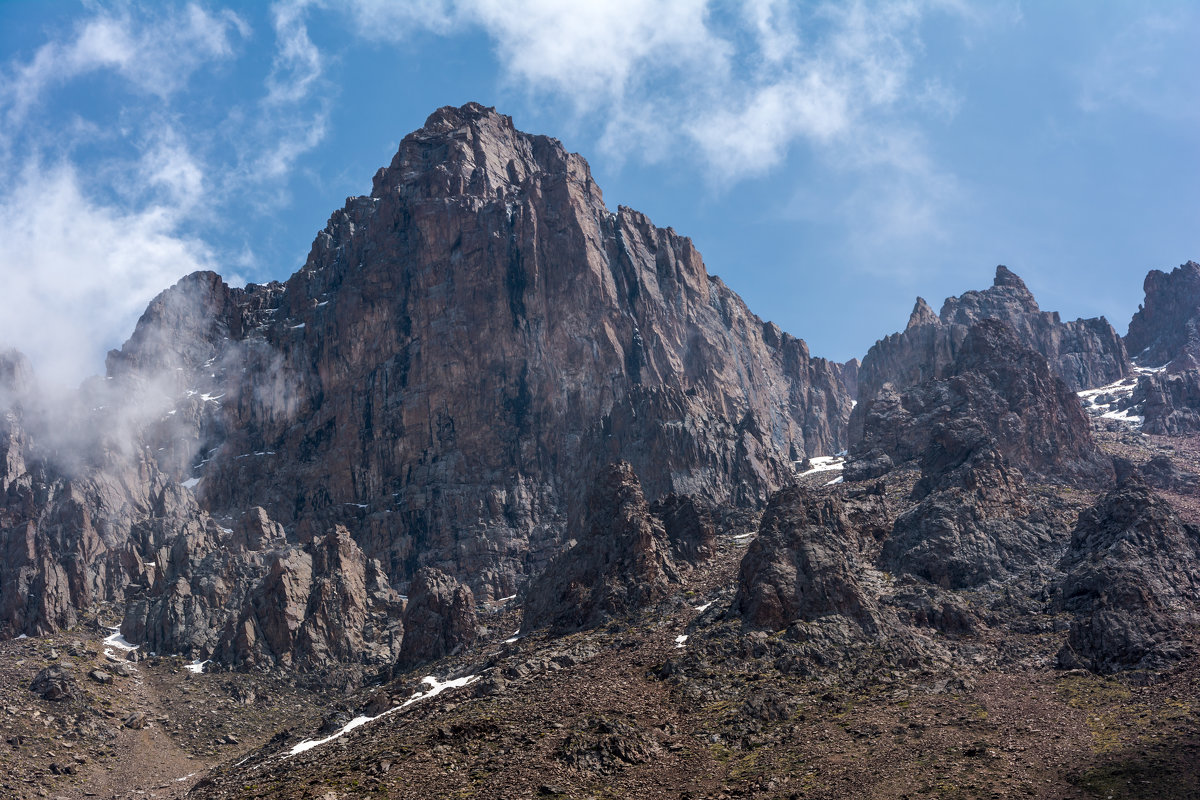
[0,104,1197,800]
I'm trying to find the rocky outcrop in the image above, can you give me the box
[1138,454,1199,493]
[1125,261,1200,368]
[851,320,1111,488]
[101,102,852,604]
[521,462,680,634]
[1130,368,1200,435]
[734,486,886,634]
[851,321,1110,588]
[881,446,1054,589]
[1056,476,1200,673]
[650,494,716,565]
[853,266,1130,440]
[30,665,81,702]
[123,514,402,671]
[394,567,476,670]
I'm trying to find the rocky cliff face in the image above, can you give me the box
[521,462,681,634]
[851,320,1111,487]
[1125,261,1200,368]
[1130,368,1200,435]
[104,103,851,604]
[0,104,853,667]
[850,320,1111,590]
[394,567,476,670]
[120,507,403,673]
[852,266,1130,441]
[734,486,888,635]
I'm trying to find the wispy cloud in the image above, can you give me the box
[1076,10,1200,122]
[0,2,331,385]
[1,3,247,133]
[0,161,212,389]
[243,1,331,182]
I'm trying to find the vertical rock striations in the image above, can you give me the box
[103,103,852,602]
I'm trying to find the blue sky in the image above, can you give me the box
[0,1,1196,387]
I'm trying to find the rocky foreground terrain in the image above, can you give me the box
[1,105,1199,799]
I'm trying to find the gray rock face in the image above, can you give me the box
[734,486,886,633]
[1057,476,1200,673]
[521,462,680,634]
[395,567,477,670]
[852,320,1112,489]
[1130,368,1200,435]
[123,515,402,671]
[853,321,1111,589]
[1125,260,1200,368]
[852,266,1130,441]
[882,447,1053,589]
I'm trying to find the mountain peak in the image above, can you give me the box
[993,264,1028,291]
[373,101,592,203]
[420,102,512,135]
[906,296,939,330]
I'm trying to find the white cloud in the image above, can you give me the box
[321,0,966,186]
[0,2,324,385]
[0,162,212,390]
[466,0,723,105]
[1,3,247,128]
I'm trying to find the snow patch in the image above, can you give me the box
[675,635,688,648]
[184,659,210,674]
[181,477,200,489]
[288,674,478,757]
[694,601,714,613]
[1076,368,1160,430]
[824,476,844,486]
[15,633,28,640]
[104,628,139,651]
[796,455,846,477]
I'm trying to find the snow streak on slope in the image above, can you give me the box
[288,674,478,756]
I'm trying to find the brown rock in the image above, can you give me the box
[522,462,680,634]
[395,567,476,670]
